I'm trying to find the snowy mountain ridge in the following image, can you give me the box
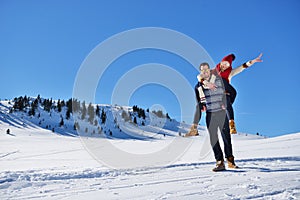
[0,96,186,140]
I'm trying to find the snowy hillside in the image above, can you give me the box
[0,97,184,139]
[0,97,299,199]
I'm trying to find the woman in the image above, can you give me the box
[201,53,263,134]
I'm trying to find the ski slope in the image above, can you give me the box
[0,100,299,199]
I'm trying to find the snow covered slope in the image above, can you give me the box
[0,98,184,139]
[0,99,299,199]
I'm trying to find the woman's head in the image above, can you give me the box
[220,54,235,71]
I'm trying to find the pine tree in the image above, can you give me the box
[66,98,73,113]
[101,109,106,124]
[61,100,65,107]
[133,117,137,124]
[141,109,146,119]
[37,94,41,104]
[66,98,73,119]
[121,110,130,122]
[81,101,87,120]
[49,98,53,110]
[166,113,171,120]
[66,109,71,120]
[71,98,80,113]
[59,117,64,127]
[87,103,95,124]
[13,96,25,111]
[57,99,62,112]
[28,98,39,116]
[73,124,77,130]
[33,98,38,109]
[152,110,164,118]
[97,126,102,134]
[95,105,100,117]
[43,98,52,112]
[74,122,80,130]
[28,105,35,116]
[24,95,29,108]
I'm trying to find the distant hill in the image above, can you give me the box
[0,95,188,139]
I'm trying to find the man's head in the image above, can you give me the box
[199,62,210,80]
[220,54,235,71]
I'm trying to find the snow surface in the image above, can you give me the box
[0,100,299,199]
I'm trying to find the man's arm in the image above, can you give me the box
[197,73,217,90]
[195,82,206,111]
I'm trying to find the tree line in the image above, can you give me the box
[9,95,172,134]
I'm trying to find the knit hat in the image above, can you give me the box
[221,54,236,66]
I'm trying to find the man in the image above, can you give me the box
[199,62,237,171]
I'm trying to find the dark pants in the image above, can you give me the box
[222,79,237,120]
[193,102,202,125]
[206,110,233,161]
[193,82,203,125]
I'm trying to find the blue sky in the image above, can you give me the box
[1,0,300,137]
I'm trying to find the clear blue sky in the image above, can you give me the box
[1,0,300,137]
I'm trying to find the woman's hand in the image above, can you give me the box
[251,53,263,64]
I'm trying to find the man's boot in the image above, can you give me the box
[229,120,237,134]
[185,124,199,137]
[227,156,238,169]
[212,160,225,172]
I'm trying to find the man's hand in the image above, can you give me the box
[201,105,207,112]
[221,104,226,110]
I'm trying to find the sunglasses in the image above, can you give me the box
[200,69,210,73]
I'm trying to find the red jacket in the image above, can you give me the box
[215,63,232,83]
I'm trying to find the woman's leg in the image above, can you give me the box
[226,95,234,120]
